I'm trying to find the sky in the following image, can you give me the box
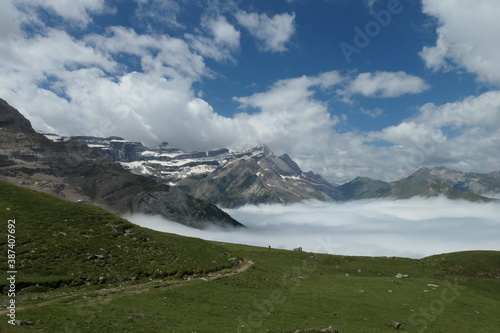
[126,197,500,259]
[1,0,500,183]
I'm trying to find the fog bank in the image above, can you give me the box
[125,197,500,258]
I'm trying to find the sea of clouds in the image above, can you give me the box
[125,197,500,259]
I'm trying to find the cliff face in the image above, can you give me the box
[0,98,243,228]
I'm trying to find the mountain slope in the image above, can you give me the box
[0,98,243,228]
[54,135,344,207]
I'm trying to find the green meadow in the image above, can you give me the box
[1,181,499,332]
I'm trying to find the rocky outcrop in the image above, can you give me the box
[0,98,243,229]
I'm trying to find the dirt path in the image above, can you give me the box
[0,260,254,314]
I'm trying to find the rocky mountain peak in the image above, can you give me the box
[246,143,274,157]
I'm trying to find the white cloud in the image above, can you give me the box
[207,16,240,48]
[374,122,446,148]
[233,71,342,153]
[186,16,240,62]
[235,11,296,52]
[367,90,500,175]
[126,197,500,259]
[407,91,500,172]
[420,0,500,83]
[17,0,111,27]
[134,0,184,29]
[417,91,500,129]
[12,29,115,74]
[341,71,430,98]
[87,26,207,80]
[360,107,384,118]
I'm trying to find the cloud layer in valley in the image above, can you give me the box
[126,197,500,259]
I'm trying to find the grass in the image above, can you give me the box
[0,180,236,289]
[1,180,499,332]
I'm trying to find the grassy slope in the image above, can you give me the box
[0,180,236,288]
[1,181,499,332]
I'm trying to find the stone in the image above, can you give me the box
[387,321,402,329]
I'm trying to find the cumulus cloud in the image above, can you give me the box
[368,90,500,174]
[341,71,430,98]
[416,91,500,129]
[207,16,240,48]
[186,16,240,62]
[134,0,184,29]
[86,26,206,80]
[235,11,296,52]
[126,198,500,259]
[360,107,384,118]
[16,0,112,27]
[373,122,446,149]
[233,71,342,153]
[0,21,220,147]
[420,0,500,83]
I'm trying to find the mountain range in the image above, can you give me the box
[46,134,343,207]
[48,132,499,205]
[339,167,499,202]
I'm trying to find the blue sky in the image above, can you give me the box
[1,0,499,183]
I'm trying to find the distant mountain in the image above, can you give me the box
[0,98,243,229]
[338,177,392,200]
[398,166,500,196]
[339,170,497,202]
[52,134,344,208]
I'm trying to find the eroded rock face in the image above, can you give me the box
[0,98,243,229]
